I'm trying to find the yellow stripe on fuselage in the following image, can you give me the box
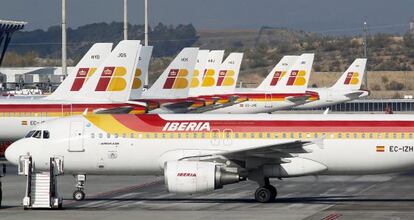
[85,114,136,134]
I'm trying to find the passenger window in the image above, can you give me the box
[98,133,103,138]
[43,130,50,139]
[114,133,119,138]
[33,130,41,139]
[91,133,95,139]
[25,130,35,138]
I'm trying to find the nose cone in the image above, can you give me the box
[5,141,21,165]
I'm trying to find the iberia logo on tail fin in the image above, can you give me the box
[163,69,189,89]
[286,70,307,86]
[256,55,298,91]
[44,43,113,100]
[143,47,199,99]
[332,58,367,90]
[190,50,209,89]
[344,72,359,85]
[70,68,97,91]
[72,40,142,103]
[208,52,243,95]
[95,66,127,91]
[269,71,286,86]
[271,53,314,93]
[216,70,235,86]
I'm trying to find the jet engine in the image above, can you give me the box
[164,161,241,194]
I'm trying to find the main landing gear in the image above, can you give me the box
[253,177,277,203]
[73,174,86,201]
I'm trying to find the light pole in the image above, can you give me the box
[362,21,368,90]
[61,0,67,76]
[124,0,128,40]
[144,0,148,46]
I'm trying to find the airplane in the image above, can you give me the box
[0,40,146,143]
[137,49,248,113]
[294,58,369,109]
[204,54,319,113]
[6,113,414,203]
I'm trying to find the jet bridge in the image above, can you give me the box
[0,20,26,66]
[18,155,63,209]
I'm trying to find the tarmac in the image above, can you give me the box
[1,162,414,220]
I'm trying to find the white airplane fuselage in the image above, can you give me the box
[6,114,414,177]
[294,88,369,109]
[0,99,146,142]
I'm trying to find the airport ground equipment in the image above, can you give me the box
[18,155,63,209]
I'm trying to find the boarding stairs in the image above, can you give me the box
[18,156,63,209]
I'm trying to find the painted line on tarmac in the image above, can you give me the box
[64,179,163,206]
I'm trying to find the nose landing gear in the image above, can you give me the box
[73,174,86,201]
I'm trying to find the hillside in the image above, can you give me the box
[3,22,198,64]
[2,24,414,98]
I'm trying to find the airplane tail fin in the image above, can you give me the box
[75,40,142,102]
[213,52,244,94]
[129,46,153,100]
[143,47,199,99]
[256,55,298,91]
[275,53,314,93]
[188,50,210,96]
[44,43,113,100]
[331,58,367,90]
[190,50,225,96]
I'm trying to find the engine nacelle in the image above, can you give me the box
[164,161,240,194]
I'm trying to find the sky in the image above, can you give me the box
[1,0,413,34]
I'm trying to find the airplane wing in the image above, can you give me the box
[180,140,312,165]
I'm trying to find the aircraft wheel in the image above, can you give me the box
[266,185,277,201]
[254,187,272,203]
[73,190,85,201]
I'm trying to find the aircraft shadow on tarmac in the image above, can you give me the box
[62,195,414,209]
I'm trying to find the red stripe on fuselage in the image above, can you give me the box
[109,114,414,133]
[0,103,146,113]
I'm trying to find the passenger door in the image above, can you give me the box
[265,93,272,108]
[62,104,72,116]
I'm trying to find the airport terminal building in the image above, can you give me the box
[306,99,414,113]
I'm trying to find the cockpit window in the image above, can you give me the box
[25,130,35,138]
[33,130,41,139]
[43,130,50,139]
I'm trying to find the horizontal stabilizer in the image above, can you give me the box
[286,95,311,105]
[344,91,365,99]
